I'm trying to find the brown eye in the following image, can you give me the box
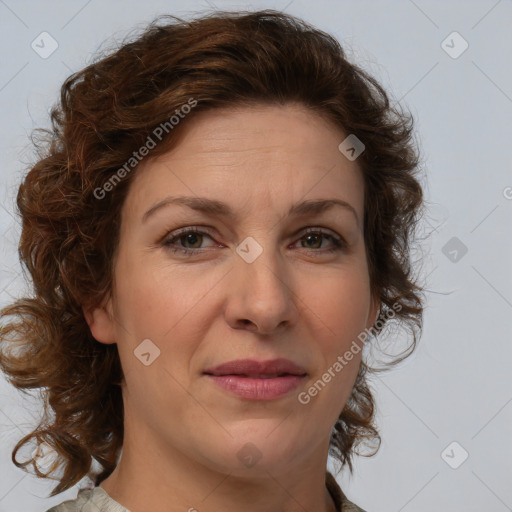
[301,233,323,249]
[163,228,216,256]
[295,229,346,254]
[162,226,346,258]
[178,232,204,249]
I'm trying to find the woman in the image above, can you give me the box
[0,9,425,512]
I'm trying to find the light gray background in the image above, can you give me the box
[1,1,511,511]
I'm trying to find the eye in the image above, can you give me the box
[162,227,217,256]
[292,227,346,254]
[161,226,347,257]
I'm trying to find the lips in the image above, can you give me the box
[203,358,307,378]
[203,359,308,400]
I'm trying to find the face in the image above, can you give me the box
[86,103,379,477]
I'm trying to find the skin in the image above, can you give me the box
[84,103,380,512]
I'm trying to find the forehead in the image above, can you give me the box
[161,103,349,162]
[125,104,365,222]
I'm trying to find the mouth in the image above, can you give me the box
[203,358,307,400]
[206,373,300,378]
[203,358,307,377]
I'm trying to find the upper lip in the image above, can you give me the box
[203,358,307,377]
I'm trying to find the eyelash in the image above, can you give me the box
[162,226,347,257]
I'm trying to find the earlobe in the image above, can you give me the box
[82,299,116,345]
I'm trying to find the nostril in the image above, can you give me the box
[239,319,255,329]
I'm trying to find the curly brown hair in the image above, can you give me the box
[0,9,425,496]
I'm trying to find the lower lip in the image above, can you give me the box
[206,375,305,400]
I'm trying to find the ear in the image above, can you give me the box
[366,292,381,330]
[82,298,116,345]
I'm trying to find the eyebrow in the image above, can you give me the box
[142,195,360,227]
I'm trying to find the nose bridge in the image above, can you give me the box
[236,232,288,297]
[228,231,298,333]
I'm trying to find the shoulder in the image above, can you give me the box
[44,486,129,512]
[326,471,368,512]
[342,498,368,512]
[44,488,92,512]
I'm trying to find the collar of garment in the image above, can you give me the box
[47,471,366,512]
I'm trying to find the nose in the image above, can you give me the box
[224,244,299,336]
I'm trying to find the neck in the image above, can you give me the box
[100,415,338,512]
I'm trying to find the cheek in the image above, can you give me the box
[114,254,207,335]
[111,256,216,386]
[110,259,202,417]
[302,265,372,345]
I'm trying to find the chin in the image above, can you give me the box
[195,424,309,476]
